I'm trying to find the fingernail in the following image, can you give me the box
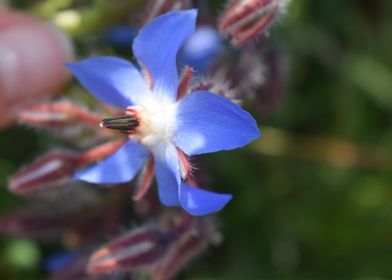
[0,11,74,128]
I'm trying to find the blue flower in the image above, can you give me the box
[66,10,260,216]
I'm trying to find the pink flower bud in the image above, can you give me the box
[8,138,126,196]
[8,152,79,196]
[87,227,175,274]
[16,101,101,129]
[219,0,290,46]
[0,11,74,128]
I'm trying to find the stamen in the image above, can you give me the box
[219,0,289,46]
[133,156,155,201]
[177,66,193,101]
[100,115,139,133]
[176,147,191,180]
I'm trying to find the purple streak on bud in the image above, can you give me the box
[87,227,176,274]
[16,101,101,129]
[219,0,290,46]
[8,152,79,196]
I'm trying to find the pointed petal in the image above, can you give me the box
[174,91,260,155]
[66,56,150,108]
[179,183,232,216]
[133,10,197,102]
[153,143,181,206]
[74,140,149,184]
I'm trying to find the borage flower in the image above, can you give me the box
[66,10,259,216]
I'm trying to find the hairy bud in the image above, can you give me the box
[219,0,291,46]
[8,139,125,196]
[87,227,176,274]
[8,152,79,196]
[17,101,101,130]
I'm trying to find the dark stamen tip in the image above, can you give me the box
[100,115,139,133]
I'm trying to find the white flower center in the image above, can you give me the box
[129,97,176,148]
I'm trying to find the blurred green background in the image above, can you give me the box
[1,0,392,279]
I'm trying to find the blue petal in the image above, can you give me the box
[179,183,232,216]
[74,140,149,184]
[133,10,197,102]
[174,91,260,155]
[66,57,150,108]
[153,142,181,206]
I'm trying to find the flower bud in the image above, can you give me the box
[219,0,291,46]
[8,152,79,196]
[17,101,101,130]
[8,138,126,196]
[87,227,175,274]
